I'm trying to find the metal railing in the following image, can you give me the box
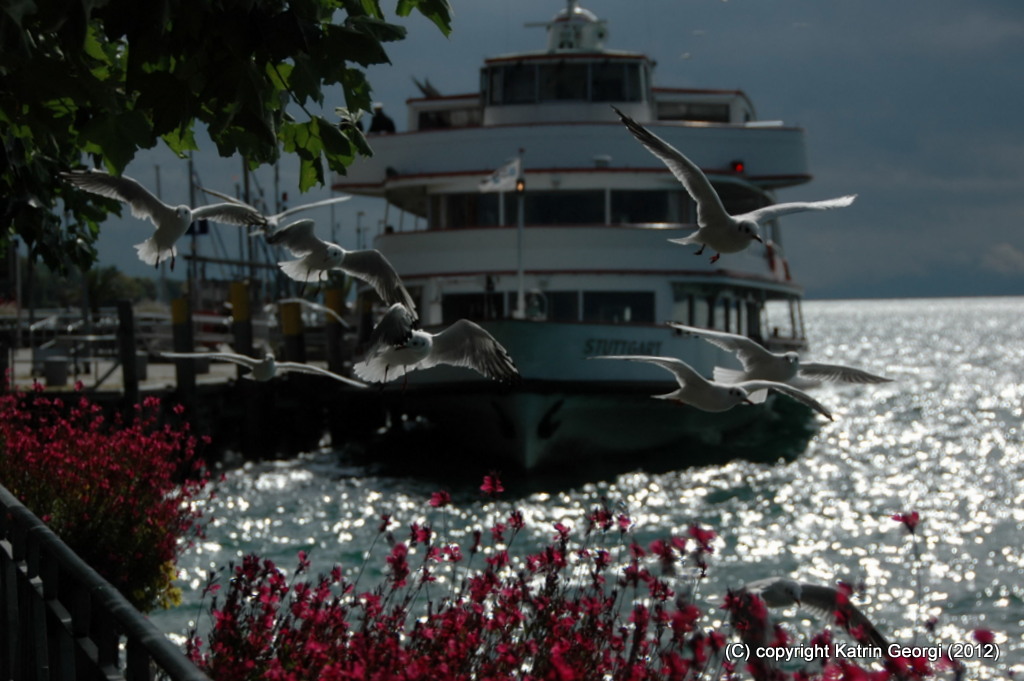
[0,483,211,681]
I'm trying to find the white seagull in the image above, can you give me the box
[354,303,519,384]
[669,323,892,391]
[611,107,856,263]
[263,219,416,313]
[199,186,352,233]
[589,354,833,419]
[161,351,366,388]
[267,297,351,329]
[61,169,266,269]
[736,577,891,651]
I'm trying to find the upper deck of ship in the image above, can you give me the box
[333,0,811,218]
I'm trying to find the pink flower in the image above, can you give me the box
[973,628,995,644]
[410,523,432,545]
[688,524,716,552]
[429,490,451,508]
[386,543,410,586]
[480,473,504,496]
[891,511,920,534]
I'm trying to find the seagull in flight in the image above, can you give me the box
[669,323,892,391]
[266,297,351,329]
[354,303,519,384]
[264,219,416,313]
[199,186,352,234]
[61,169,266,270]
[589,354,833,419]
[161,350,366,388]
[733,577,891,651]
[611,107,856,263]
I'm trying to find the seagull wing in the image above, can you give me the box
[161,351,260,369]
[276,361,367,388]
[668,323,775,370]
[264,219,327,257]
[198,186,246,205]
[798,584,890,650]
[62,170,173,226]
[192,202,266,227]
[366,303,417,351]
[744,577,797,605]
[798,362,892,384]
[738,195,857,225]
[272,195,352,222]
[612,107,730,227]
[278,297,349,327]
[590,354,711,390]
[340,249,417,313]
[739,380,833,420]
[425,320,519,383]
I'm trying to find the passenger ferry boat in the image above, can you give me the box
[334,2,820,473]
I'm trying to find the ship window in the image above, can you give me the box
[440,193,501,229]
[488,63,537,104]
[670,293,693,327]
[591,62,643,102]
[433,191,611,229]
[506,190,604,225]
[734,299,746,336]
[544,291,581,322]
[746,301,763,344]
[539,63,588,101]
[674,285,721,329]
[720,298,735,333]
[521,290,580,321]
[582,291,654,324]
[418,107,483,130]
[657,101,731,123]
[763,298,802,341]
[708,296,724,329]
[485,61,644,105]
[611,189,692,224]
[442,292,504,322]
[713,183,768,216]
[692,297,708,328]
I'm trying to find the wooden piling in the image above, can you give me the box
[325,288,346,374]
[230,282,254,378]
[171,297,196,410]
[279,301,305,363]
[0,336,9,392]
[116,300,139,409]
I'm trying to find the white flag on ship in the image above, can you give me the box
[479,157,521,192]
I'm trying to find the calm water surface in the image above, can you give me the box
[154,297,1023,676]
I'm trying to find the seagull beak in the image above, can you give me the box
[753,234,764,244]
[743,398,755,405]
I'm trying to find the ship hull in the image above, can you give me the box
[338,320,819,475]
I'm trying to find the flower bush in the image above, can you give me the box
[186,476,964,681]
[0,382,210,611]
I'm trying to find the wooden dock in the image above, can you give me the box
[2,290,371,463]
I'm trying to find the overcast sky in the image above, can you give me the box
[91,0,1024,299]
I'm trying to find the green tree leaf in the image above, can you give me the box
[0,0,453,269]
[396,0,453,37]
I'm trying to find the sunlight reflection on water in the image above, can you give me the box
[155,297,1023,677]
